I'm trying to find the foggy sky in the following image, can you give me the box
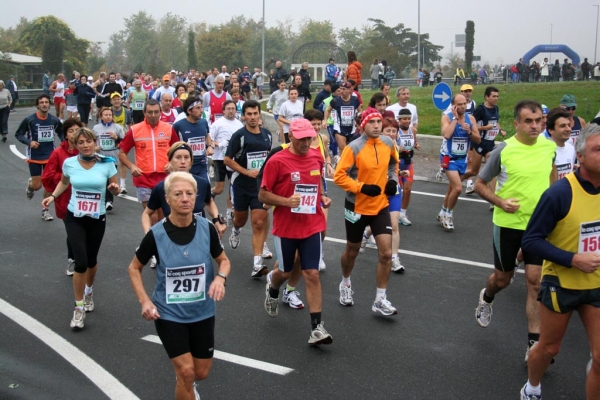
[2,0,599,67]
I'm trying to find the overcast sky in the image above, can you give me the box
[3,0,599,66]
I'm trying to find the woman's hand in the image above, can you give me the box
[208,279,226,301]
[141,299,160,320]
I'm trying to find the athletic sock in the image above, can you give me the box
[467,179,473,187]
[483,291,494,304]
[391,254,397,262]
[75,300,84,311]
[253,255,262,266]
[447,209,453,217]
[341,276,351,286]
[525,381,541,395]
[84,285,93,295]
[268,286,279,299]
[310,312,322,330]
[120,178,126,187]
[400,208,407,216]
[528,333,540,344]
[375,288,386,302]
[285,284,295,293]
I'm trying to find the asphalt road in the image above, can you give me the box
[0,107,590,399]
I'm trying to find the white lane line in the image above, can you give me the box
[0,298,139,399]
[118,193,139,202]
[10,144,26,160]
[141,335,294,375]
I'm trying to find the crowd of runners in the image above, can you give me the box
[6,56,600,400]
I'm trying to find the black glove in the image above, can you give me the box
[384,180,398,196]
[360,184,381,197]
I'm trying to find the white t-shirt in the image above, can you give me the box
[386,102,418,127]
[209,117,244,160]
[152,86,176,101]
[554,141,577,179]
[278,100,305,133]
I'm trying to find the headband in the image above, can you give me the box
[168,143,194,161]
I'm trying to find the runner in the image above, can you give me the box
[73,75,96,127]
[129,171,230,400]
[546,107,577,179]
[15,94,64,221]
[224,100,273,277]
[386,86,419,132]
[260,118,333,345]
[333,107,400,315]
[322,83,340,164]
[559,94,587,146]
[277,85,304,143]
[436,94,480,231]
[266,80,288,123]
[396,108,421,226]
[41,118,81,275]
[49,74,66,122]
[64,80,79,120]
[41,127,120,329]
[519,124,600,400]
[203,76,232,125]
[151,75,176,102]
[210,100,243,226]
[473,100,557,363]
[323,81,361,152]
[126,79,148,125]
[173,95,213,178]
[159,93,178,125]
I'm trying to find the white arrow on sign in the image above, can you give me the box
[434,91,450,102]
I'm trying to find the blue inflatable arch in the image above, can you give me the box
[523,44,580,66]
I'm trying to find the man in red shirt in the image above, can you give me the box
[259,118,333,345]
[159,93,178,125]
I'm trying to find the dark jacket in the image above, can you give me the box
[273,67,289,83]
[74,84,96,105]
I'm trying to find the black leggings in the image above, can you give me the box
[64,211,106,273]
[62,220,74,260]
[77,104,91,124]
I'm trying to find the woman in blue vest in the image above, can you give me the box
[129,171,231,400]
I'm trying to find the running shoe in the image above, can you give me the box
[209,165,215,179]
[372,296,398,316]
[489,203,494,211]
[308,322,333,345]
[435,168,444,182]
[66,258,75,276]
[226,210,233,228]
[283,289,304,309]
[42,209,54,221]
[465,185,475,195]
[436,211,444,222]
[193,382,201,400]
[119,187,128,195]
[229,229,241,249]
[70,308,85,330]
[475,288,493,327]
[398,214,412,226]
[587,357,593,376]
[264,283,279,317]
[519,385,542,400]
[105,201,113,211]
[261,242,273,259]
[391,258,405,273]
[442,215,454,231]
[319,258,326,271]
[252,263,267,278]
[359,234,369,254]
[339,282,354,306]
[524,340,555,364]
[1,136,6,143]
[26,178,34,199]
[84,293,94,312]
[150,256,157,269]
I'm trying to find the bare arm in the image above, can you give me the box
[128,256,160,320]
[441,113,458,139]
[474,177,520,213]
[258,187,300,208]
[141,206,157,233]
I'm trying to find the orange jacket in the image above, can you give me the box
[346,61,363,86]
[334,134,398,215]
[131,121,174,174]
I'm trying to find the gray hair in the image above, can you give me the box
[0,80,4,87]
[395,86,409,98]
[165,171,197,196]
[576,123,600,155]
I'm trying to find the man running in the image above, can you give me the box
[473,100,557,363]
[396,108,421,226]
[159,93,178,125]
[519,124,600,400]
[203,76,232,125]
[49,74,66,122]
[15,94,64,220]
[436,94,481,231]
[260,118,333,345]
[546,107,577,180]
[127,79,148,125]
[323,81,361,152]
[386,86,419,132]
[333,107,400,316]
[224,100,273,277]
[559,94,587,146]
[152,75,176,102]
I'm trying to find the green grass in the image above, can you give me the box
[266,81,599,137]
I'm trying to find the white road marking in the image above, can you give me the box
[141,335,294,376]
[10,144,26,160]
[0,298,139,399]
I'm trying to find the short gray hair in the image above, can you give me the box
[0,80,4,87]
[576,123,600,155]
[165,172,197,196]
[395,86,409,98]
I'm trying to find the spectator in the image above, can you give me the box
[370,58,382,90]
[325,58,339,82]
[345,51,363,90]
[516,58,523,82]
[552,60,561,81]
[539,58,549,82]
[435,68,443,84]
[43,71,51,95]
[581,58,591,80]
[384,66,396,86]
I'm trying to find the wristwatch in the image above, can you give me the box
[212,214,226,225]
[217,272,227,282]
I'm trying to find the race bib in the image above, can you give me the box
[340,106,354,126]
[557,163,573,180]
[344,208,361,224]
[165,264,206,304]
[214,114,223,120]
[570,130,580,146]
[74,190,101,219]
[134,100,144,109]
[37,126,55,143]
[247,151,267,171]
[398,133,414,150]
[188,137,206,156]
[291,184,318,214]
[485,129,499,140]
[578,220,600,253]
[451,138,468,155]
[99,133,115,150]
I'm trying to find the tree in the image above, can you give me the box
[0,17,30,53]
[464,21,475,74]
[122,11,157,74]
[19,16,88,72]
[86,42,106,76]
[106,32,127,74]
[41,34,65,74]
[156,13,187,72]
[187,30,198,70]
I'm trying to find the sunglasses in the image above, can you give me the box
[566,106,576,111]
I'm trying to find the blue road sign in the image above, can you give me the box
[432,82,452,111]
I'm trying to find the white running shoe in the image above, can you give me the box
[209,165,215,179]
[226,210,233,228]
[391,258,405,273]
[193,382,201,400]
[264,283,279,317]
[435,168,444,182]
[372,296,398,316]
[318,258,326,271]
[70,308,85,329]
[436,211,444,222]
[442,215,454,231]
[84,293,94,312]
[359,234,368,254]
[229,229,241,249]
[398,214,412,226]
[339,282,354,306]
[308,321,333,345]
[282,289,304,309]
[519,384,542,400]
[26,178,34,199]
[105,201,113,211]
[465,185,475,195]
[150,256,157,269]
[261,242,273,259]
[251,263,267,278]
[42,209,54,221]
[66,258,75,276]
[475,288,493,327]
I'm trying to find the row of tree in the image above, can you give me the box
[0,13,456,81]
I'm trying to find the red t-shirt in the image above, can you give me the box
[261,148,326,239]
[160,110,177,125]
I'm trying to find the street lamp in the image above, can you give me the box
[261,0,265,74]
[417,0,421,73]
[549,23,553,63]
[594,5,599,64]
